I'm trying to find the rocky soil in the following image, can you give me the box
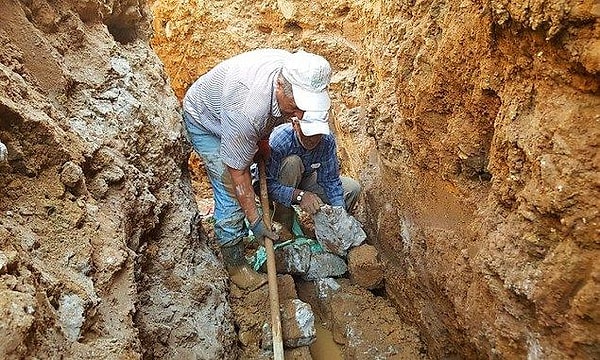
[0,0,598,359]
[0,0,234,358]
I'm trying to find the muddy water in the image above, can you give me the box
[310,322,343,359]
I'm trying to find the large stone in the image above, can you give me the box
[313,205,366,257]
[275,243,312,275]
[347,244,384,289]
[302,252,347,281]
[281,299,316,348]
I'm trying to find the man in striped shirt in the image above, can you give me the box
[182,49,332,290]
[266,112,361,238]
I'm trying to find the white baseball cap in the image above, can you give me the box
[298,111,330,136]
[282,50,332,111]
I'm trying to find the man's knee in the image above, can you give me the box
[342,177,362,212]
[281,155,303,171]
[344,178,361,197]
[279,155,304,186]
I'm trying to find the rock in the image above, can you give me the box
[58,294,85,342]
[0,141,7,162]
[110,57,131,76]
[88,176,109,198]
[302,252,347,281]
[347,244,384,289]
[275,243,312,275]
[281,299,316,348]
[260,322,272,350]
[313,205,366,257]
[101,164,125,184]
[60,161,83,187]
[0,250,18,274]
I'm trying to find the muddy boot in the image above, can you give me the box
[273,203,295,241]
[221,242,267,291]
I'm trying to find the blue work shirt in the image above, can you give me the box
[266,123,344,207]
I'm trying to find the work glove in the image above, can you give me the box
[299,191,324,215]
[250,218,279,246]
[253,138,271,162]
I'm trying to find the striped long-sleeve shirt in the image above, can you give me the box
[266,123,344,207]
[183,49,290,170]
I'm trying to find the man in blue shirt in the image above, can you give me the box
[266,111,361,237]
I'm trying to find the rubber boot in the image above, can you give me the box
[221,242,267,291]
[273,203,295,241]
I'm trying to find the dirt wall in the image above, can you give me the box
[0,0,235,358]
[149,0,599,358]
[358,1,599,358]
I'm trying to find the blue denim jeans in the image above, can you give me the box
[183,111,246,246]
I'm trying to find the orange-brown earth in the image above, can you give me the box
[0,0,598,359]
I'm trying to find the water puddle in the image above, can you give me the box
[310,322,343,359]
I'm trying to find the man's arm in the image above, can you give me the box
[227,166,260,224]
[228,164,279,244]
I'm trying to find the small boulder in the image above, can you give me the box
[347,244,384,289]
[313,205,366,257]
[281,299,316,348]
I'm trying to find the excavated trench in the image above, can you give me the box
[187,155,425,359]
[149,1,599,358]
[0,0,598,359]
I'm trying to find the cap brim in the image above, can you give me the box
[292,85,331,111]
[299,111,330,136]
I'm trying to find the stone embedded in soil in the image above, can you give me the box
[313,205,366,257]
[296,278,342,323]
[281,299,316,348]
[347,244,384,289]
[274,243,312,275]
[284,346,313,359]
[0,250,18,273]
[302,252,348,281]
[60,161,83,187]
[58,293,85,342]
[0,141,7,162]
[260,322,272,350]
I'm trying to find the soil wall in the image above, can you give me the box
[0,0,235,358]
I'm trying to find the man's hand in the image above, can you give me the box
[250,218,279,246]
[300,191,323,215]
[253,138,271,162]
